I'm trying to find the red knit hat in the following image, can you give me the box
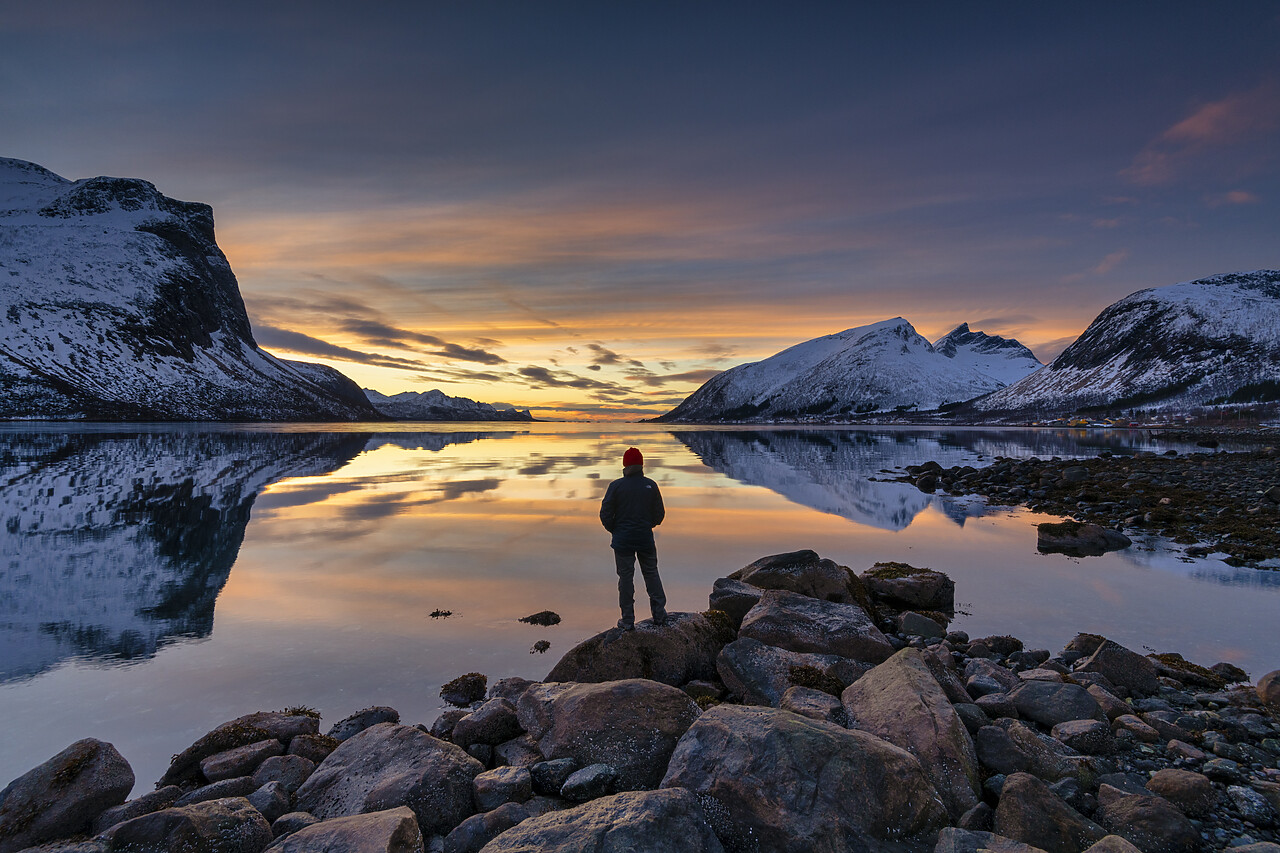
[623,447,643,467]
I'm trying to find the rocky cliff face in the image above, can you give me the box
[974,270,1280,416]
[0,157,379,420]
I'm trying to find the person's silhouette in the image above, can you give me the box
[599,447,667,630]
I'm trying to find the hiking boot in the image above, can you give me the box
[616,619,635,631]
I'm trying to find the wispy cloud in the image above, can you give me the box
[1091,249,1129,276]
[1205,189,1260,208]
[255,325,427,370]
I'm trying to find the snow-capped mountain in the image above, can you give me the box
[0,157,378,420]
[658,318,1041,422]
[364,388,535,421]
[974,270,1280,415]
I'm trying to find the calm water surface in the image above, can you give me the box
[1,422,1277,794]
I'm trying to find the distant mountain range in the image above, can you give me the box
[657,318,1041,421]
[364,388,535,421]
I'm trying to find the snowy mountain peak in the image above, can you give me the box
[364,388,535,421]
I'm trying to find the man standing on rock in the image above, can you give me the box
[599,447,667,630]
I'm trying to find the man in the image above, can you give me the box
[599,446,667,630]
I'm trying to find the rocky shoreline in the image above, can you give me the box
[894,446,1280,568]
[3,550,1279,853]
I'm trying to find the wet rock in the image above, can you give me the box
[934,827,1050,853]
[479,788,723,853]
[779,685,847,726]
[728,550,871,611]
[1051,720,1116,755]
[248,781,291,824]
[546,612,724,687]
[294,722,483,837]
[473,765,532,811]
[492,735,542,768]
[1202,757,1246,784]
[286,733,338,765]
[992,772,1106,853]
[738,589,894,663]
[1228,785,1278,827]
[270,811,319,839]
[1076,640,1159,698]
[841,648,980,818]
[716,637,870,707]
[327,706,400,742]
[560,764,618,802]
[452,698,523,748]
[975,720,1086,782]
[1143,769,1215,817]
[519,611,561,626]
[517,679,699,792]
[707,578,762,630]
[174,775,259,806]
[1007,680,1104,728]
[1259,670,1280,708]
[251,755,315,794]
[1095,784,1200,853]
[91,786,182,835]
[661,705,947,852]
[160,711,319,788]
[265,806,421,853]
[201,739,285,783]
[529,759,577,797]
[443,802,528,853]
[488,677,539,705]
[441,673,488,707]
[431,710,470,742]
[859,562,955,612]
[899,611,946,638]
[1036,521,1131,557]
[101,797,272,853]
[0,739,134,853]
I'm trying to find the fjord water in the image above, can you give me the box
[2,423,1277,794]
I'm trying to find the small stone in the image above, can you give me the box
[1228,785,1278,828]
[560,763,618,802]
[174,775,258,806]
[529,758,577,796]
[975,693,1019,719]
[271,811,320,839]
[898,611,945,638]
[1145,769,1215,817]
[473,765,533,812]
[248,780,291,823]
[90,786,181,835]
[1165,739,1205,761]
[199,738,284,783]
[441,672,488,707]
[430,710,470,741]
[327,706,400,741]
[443,802,529,853]
[252,754,315,793]
[1203,757,1246,784]
[1052,720,1116,755]
[1111,715,1160,743]
[286,733,338,765]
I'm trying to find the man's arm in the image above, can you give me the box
[651,482,665,527]
[599,482,617,532]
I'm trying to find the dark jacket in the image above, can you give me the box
[599,465,665,550]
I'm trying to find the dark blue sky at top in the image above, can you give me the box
[2,1,1279,413]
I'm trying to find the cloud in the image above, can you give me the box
[254,325,426,370]
[971,314,1038,328]
[517,365,623,391]
[634,368,723,388]
[336,320,508,364]
[1091,250,1129,276]
[1124,80,1280,185]
[1205,189,1260,207]
[585,343,645,368]
[1033,335,1080,363]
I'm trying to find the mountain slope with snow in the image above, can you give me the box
[364,388,535,421]
[974,270,1280,415]
[658,318,1041,422]
[0,157,378,420]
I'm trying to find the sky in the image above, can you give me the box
[3,1,1279,419]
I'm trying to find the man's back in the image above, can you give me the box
[600,469,665,550]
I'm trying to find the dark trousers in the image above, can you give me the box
[614,547,667,625]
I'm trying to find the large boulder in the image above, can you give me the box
[859,562,955,612]
[92,786,183,834]
[707,578,761,630]
[716,637,871,706]
[99,797,272,853]
[516,679,699,792]
[1007,681,1104,728]
[446,802,529,853]
[993,773,1106,853]
[0,738,134,853]
[1036,521,1131,557]
[545,612,724,686]
[662,705,947,852]
[974,720,1086,782]
[451,699,523,748]
[294,723,483,837]
[1095,784,1200,853]
[1143,769,1215,817]
[200,739,285,783]
[1075,641,1159,698]
[738,589,894,664]
[1258,669,1280,707]
[477,788,722,852]
[728,550,871,611]
[160,711,320,788]
[265,806,422,853]
[841,648,980,819]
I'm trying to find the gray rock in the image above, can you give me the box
[517,679,699,792]
[174,776,258,806]
[992,772,1106,853]
[529,759,577,797]
[0,739,134,853]
[1259,669,1280,707]
[443,802,528,853]
[968,675,1010,698]
[1036,521,1131,557]
[779,685,847,726]
[841,648,980,819]
[859,563,955,611]
[101,797,273,853]
[716,636,871,707]
[270,811,320,840]
[1144,769,1215,817]
[473,766,532,812]
[661,704,947,852]
[328,706,401,742]
[964,659,1022,693]
[1008,680,1104,728]
[957,802,994,832]
[452,699,523,747]
[465,744,492,767]
[1076,640,1159,698]
[160,712,319,788]
[488,678,539,705]
[1227,785,1278,828]
[729,549,870,608]
[1085,684,1131,721]
[286,734,338,765]
[1051,720,1116,755]
[91,786,182,835]
[248,781,291,824]
[975,721,1085,782]
[899,610,945,639]
[934,827,1049,853]
[560,764,618,802]
[1096,773,1151,797]
[1081,836,1144,853]
[492,735,542,768]
[478,788,723,852]
[545,612,725,687]
[1095,784,1201,853]
[955,703,989,735]
[252,755,315,794]
[976,693,1019,720]
[738,589,894,663]
[295,722,483,837]
[201,739,285,783]
[707,577,762,630]
[265,805,421,853]
[430,710,470,742]
[1111,714,1160,743]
